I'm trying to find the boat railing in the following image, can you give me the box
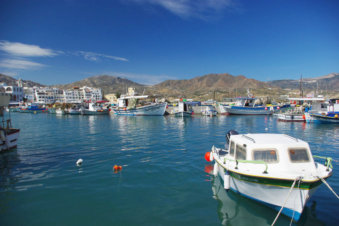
[223,157,268,174]
[242,135,256,143]
[313,155,333,171]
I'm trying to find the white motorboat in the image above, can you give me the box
[81,103,109,115]
[55,108,65,115]
[174,100,193,117]
[205,130,333,221]
[0,93,20,152]
[201,106,217,116]
[114,88,167,116]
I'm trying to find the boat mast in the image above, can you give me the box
[299,74,304,98]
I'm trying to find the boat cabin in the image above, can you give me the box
[226,134,316,171]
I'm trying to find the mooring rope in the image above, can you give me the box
[271,176,302,226]
[318,176,339,199]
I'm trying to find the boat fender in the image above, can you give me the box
[205,152,213,162]
[213,163,218,176]
[335,114,338,118]
[0,130,6,142]
[265,107,268,110]
[302,114,306,120]
[76,158,83,166]
[224,174,230,190]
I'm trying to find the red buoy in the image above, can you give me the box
[205,152,212,162]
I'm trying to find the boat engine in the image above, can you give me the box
[226,130,239,145]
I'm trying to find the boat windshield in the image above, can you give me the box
[229,141,235,156]
[235,144,246,160]
[253,149,278,163]
[288,148,310,163]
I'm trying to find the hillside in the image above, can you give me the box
[267,73,339,91]
[55,75,146,95]
[149,73,276,99]
[0,73,44,87]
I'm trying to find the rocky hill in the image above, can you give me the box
[148,73,276,99]
[0,73,44,87]
[267,73,339,91]
[55,75,146,95]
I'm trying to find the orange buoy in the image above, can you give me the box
[113,165,123,172]
[302,114,306,120]
[205,152,213,162]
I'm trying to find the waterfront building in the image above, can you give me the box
[0,80,24,103]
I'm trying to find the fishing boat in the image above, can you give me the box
[276,97,325,122]
[114,88,167,116]
[201,106,217,116]
[305,99,339,123]
[0,93,20,152]
[81,103,109,115]
[224,97,275,115]
[174,100,193,117]
[67,107,81,115]
[205,130,333,221]
[55,108,65,115]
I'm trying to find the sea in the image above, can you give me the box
[0,113,338,226]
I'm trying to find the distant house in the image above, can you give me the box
[105,94,118,104]
[0,80,24,103]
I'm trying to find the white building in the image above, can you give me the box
[0,80,24,103]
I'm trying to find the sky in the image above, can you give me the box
[0,0,338,85]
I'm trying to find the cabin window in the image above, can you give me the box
[288,148,310,162]
[253,150,278,163]
[235,144,246,160]
[229,141,235,156]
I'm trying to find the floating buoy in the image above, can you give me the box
[113,165,123,172]
[335,114,338,118]
[76,158,83,166]
[265,127,268,131]
[265,107,268,110]
[277,106,280,110]
[302,114,306,120]
[205,152,213,162]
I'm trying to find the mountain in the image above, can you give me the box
[149,73,275,98]
[0,73,44,87]
[55,75,146,95]
[267,73,339,91]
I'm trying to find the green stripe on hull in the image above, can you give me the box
[226,170,322,189]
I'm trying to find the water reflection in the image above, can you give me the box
[210,171,325,225]
[0,150,20,191]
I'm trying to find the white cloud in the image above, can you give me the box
[0,59,44,70]
[128,0,233,19]
[76,51,128,62]
[0,40,59,57]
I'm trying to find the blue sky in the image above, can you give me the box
[0,0,338,85]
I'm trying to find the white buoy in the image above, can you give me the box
[265,127,268,131]
[76,158,83,166]
[224,174,230,190]
[213,163,218,176]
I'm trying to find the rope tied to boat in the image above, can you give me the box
[271,176,303,226]
[317,176,339,200]
[313,155,333,170]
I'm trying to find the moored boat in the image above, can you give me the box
[81,103,109,115]
[305,99,339,123]
[0,93,20,152]
[174,100,193,117]
[205,130,333,221]
[114,88,167,116]
[201,106,217,116]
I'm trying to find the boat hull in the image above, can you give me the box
[0,129,20,152]
[174,111,192,117]
[114,103,167,116]
[225,106,273,115]
[309,113,339,123]
[276,113,305,122]
[81,110,109,115]
[214,163,319,221]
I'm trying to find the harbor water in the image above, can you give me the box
[0,113,338,225]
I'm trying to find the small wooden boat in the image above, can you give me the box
[206,130,333,221]
[0,93,20,152]
[174,100,193,117]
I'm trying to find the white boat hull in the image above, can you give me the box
[0,129,20,152]
[214,162,319,221]
[276,113,305,122]
[225,106,273,115]
[114,102,167,116]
